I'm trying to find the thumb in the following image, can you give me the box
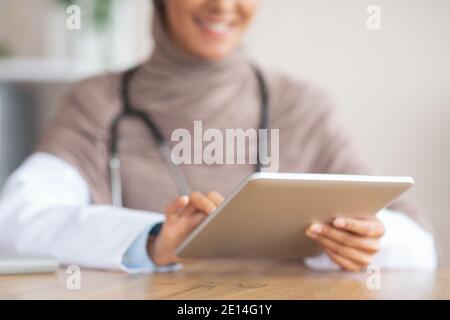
[165,195,189,218]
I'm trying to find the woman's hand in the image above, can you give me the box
[147,191,224,266]
[305,217,385,272]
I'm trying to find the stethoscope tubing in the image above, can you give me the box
[109,65,269,207]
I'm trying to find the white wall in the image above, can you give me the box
[246,0,450,264]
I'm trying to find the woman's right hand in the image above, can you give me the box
[147,191,224,266]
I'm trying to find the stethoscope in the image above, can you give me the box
[109,65,269,207]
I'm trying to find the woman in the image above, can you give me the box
[0,0,437,272]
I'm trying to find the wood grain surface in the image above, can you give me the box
[0,260,448,299]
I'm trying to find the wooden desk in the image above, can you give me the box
[0,260,448,299]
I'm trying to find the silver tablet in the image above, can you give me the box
[176,172,414,261]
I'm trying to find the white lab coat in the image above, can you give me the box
[0,153,438,272]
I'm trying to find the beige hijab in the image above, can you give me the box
[38,3,425,227]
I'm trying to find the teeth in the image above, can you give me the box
[205,22,229,33]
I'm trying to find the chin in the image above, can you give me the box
[194,46,236,62]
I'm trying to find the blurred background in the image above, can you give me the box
[0,0,449,265]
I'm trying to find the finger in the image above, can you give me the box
[333,217,385,238]
[308,223,380,253]
[182,211,207,232]
[322,248,364,272]
[189,192,217,214]
[165,196,189,218]
[179,204,196,216]
[206,191,225,207]
[306,228,373,267]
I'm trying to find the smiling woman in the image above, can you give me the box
[0,0,438,275]
[159,0,261,60]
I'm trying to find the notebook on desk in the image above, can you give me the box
[0,254,59,275]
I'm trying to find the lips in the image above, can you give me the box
[194,16,235,37]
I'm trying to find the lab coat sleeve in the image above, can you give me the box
[122,224,182,273]
[303,209,438,271]
[0,152,177,273]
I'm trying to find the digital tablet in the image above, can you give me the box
[176,172,414,261]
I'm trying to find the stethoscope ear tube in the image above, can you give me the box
[109,111,126,207]
[253,65,269,173]
[158,143,191,196]
[109,153,123,207]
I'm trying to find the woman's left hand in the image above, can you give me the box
[305,217,385,272]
